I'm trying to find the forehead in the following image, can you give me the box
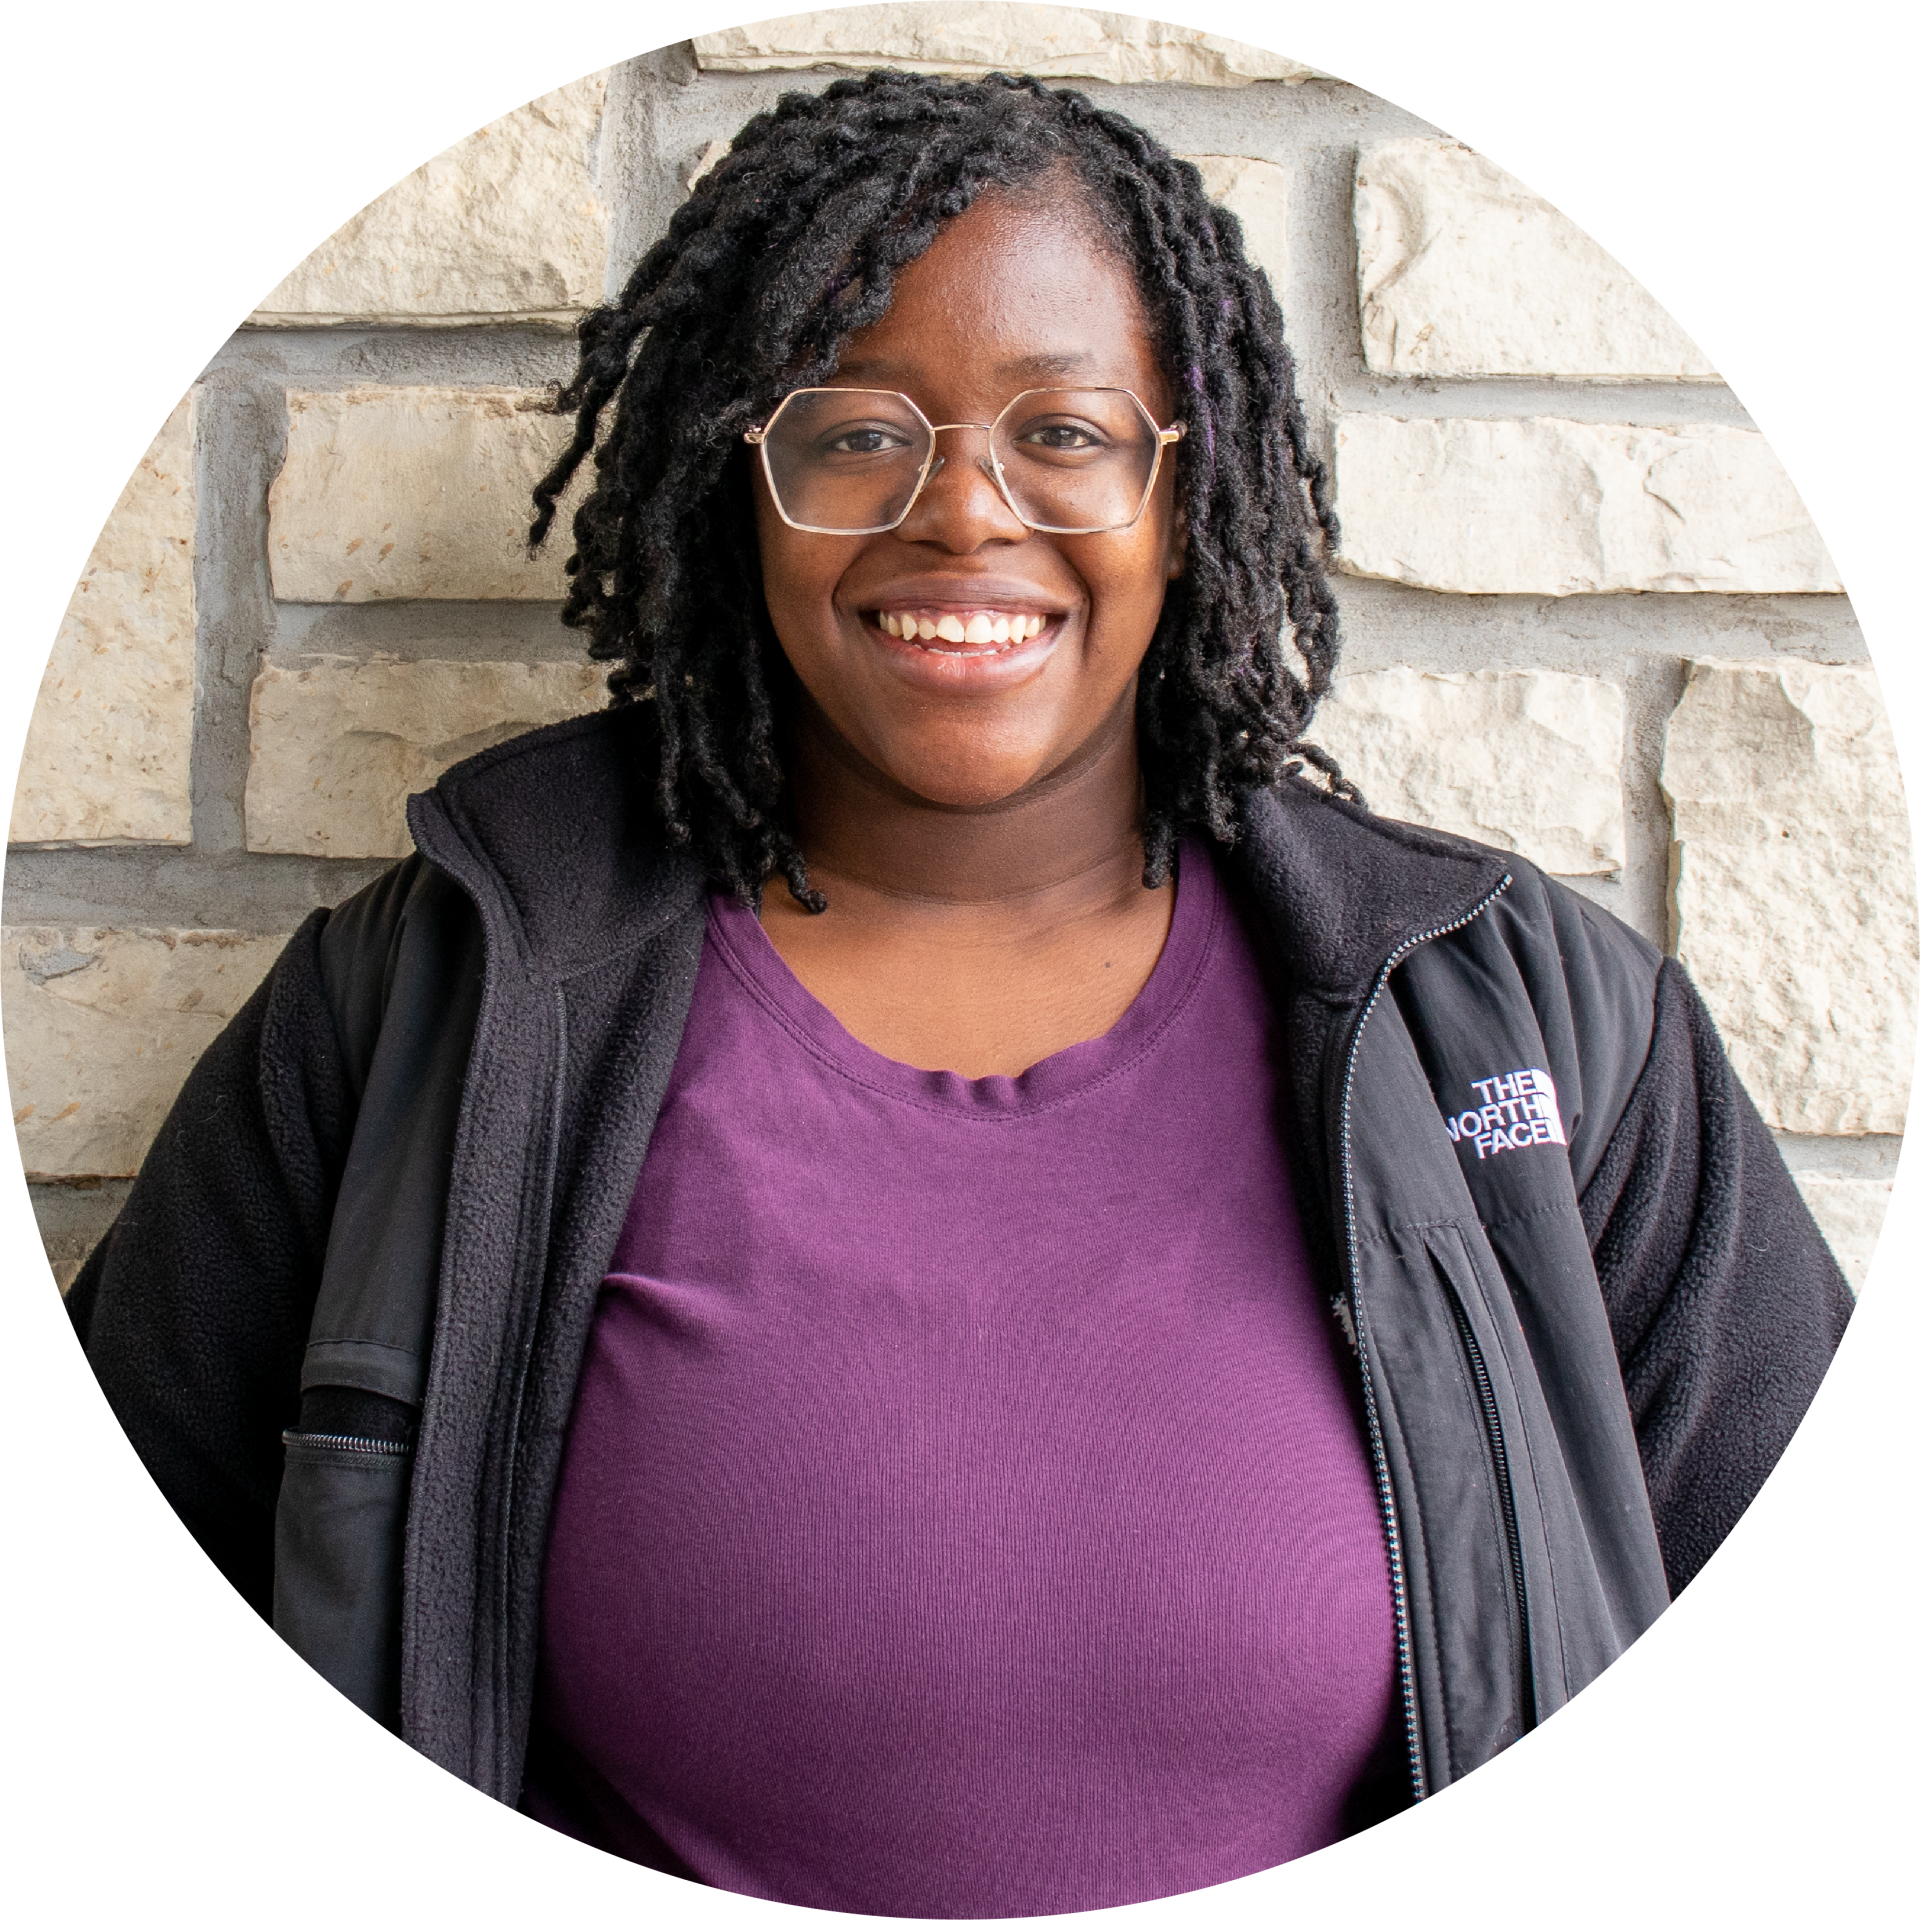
[828,191,1170,418]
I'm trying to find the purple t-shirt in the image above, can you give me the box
[522,846,1397,1915]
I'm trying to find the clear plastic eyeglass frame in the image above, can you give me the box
[744,386,1186,536]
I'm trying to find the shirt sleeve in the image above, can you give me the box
[1577,956,1854,1594]
[63,909,355,1618]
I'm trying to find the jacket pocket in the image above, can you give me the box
[1422,1230,1531,1738]
[273,1429,414,1727]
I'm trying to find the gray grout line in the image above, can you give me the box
[1331,581,1870,667]
[208,325,583,392]
[270,598,582,664]
[189,374,283,856]
[1327,378,1753,430]
[1772,1133,1905,1179]
[2,848,397,933]
[1623,653,1690,949]
[28,1179,135,1287]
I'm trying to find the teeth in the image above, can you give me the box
[877,610,1051,646]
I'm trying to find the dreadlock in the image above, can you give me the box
[530,69,1355,908]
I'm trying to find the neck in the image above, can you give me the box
[757,682,1175,1077]
[781,691,1149,912]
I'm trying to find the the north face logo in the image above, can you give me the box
[1445,1069,1566,1160]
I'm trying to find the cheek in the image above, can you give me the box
[1083,510,1181,663]
[753,498,849,654]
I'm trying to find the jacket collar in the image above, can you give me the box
[408,706,1511,997]
[1232,780,1512,1004]
[407,704,705,979]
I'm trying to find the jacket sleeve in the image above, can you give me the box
[1577,956,1854,1595]
[63,910,356,1618]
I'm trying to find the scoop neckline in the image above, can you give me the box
[700,843,1223,1121]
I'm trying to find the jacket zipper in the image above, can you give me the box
[490,987,570,1795]
[281,1429,414,1458]
[1336,870,1512,1803]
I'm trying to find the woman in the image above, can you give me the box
[67,71,1850,1915]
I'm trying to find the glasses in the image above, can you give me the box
[744,387,1185,536]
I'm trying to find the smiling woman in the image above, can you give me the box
[749,193,1192,1076]
[62,63,1852,1920]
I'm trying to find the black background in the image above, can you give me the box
[15,11,1904,1904]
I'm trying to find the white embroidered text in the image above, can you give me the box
[1445,1068,1565,1159]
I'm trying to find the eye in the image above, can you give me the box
[1016,419,1109,453]
[822,425,913,456]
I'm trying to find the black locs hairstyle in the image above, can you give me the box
[530,69,1354,907]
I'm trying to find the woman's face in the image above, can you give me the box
[752,189,1184,812]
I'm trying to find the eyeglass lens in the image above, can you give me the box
[760,388,1165,534]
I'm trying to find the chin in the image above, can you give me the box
[891,763,1049,812]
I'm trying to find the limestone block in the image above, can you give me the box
[1663,658,1918,1135]
[245,659,605,858]
[10,398,196,847]
[1792,1173,1893,1295]
[1305,668,1624,875]
[1185,155,1286,292]
[268,388,578,603]
[4,928,286,1180]
[692,8,1321,84]
[1355,138,1717,381]
[252,75,609,325]
[1333,415,1842,596]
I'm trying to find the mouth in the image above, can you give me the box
[863,607,1057,654]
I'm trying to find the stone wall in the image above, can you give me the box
[5,7,1909,1294]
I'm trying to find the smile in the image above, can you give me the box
[871,609,1051,649]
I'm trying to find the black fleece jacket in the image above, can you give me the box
[66,704,1853,1807]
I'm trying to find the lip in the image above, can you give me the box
[848,597,1070,694]
[841,569,1080,693]
[864,579,1065,611]
[860,613,1064,691]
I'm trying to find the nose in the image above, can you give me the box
[893,427,1028,553]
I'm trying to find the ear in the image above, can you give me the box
[1167,505,1188,582]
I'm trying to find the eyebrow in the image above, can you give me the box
[833,349,1099,383]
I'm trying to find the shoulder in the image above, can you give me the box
[1235,776,1656,999]
[419,697,663,817]
[1236,779,1664,1182]
[311,700,655,999]
[1478,853,1663,1033]
[1383,829,1663,1191]
[404,699,701,970]
[299,855,479,1100]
